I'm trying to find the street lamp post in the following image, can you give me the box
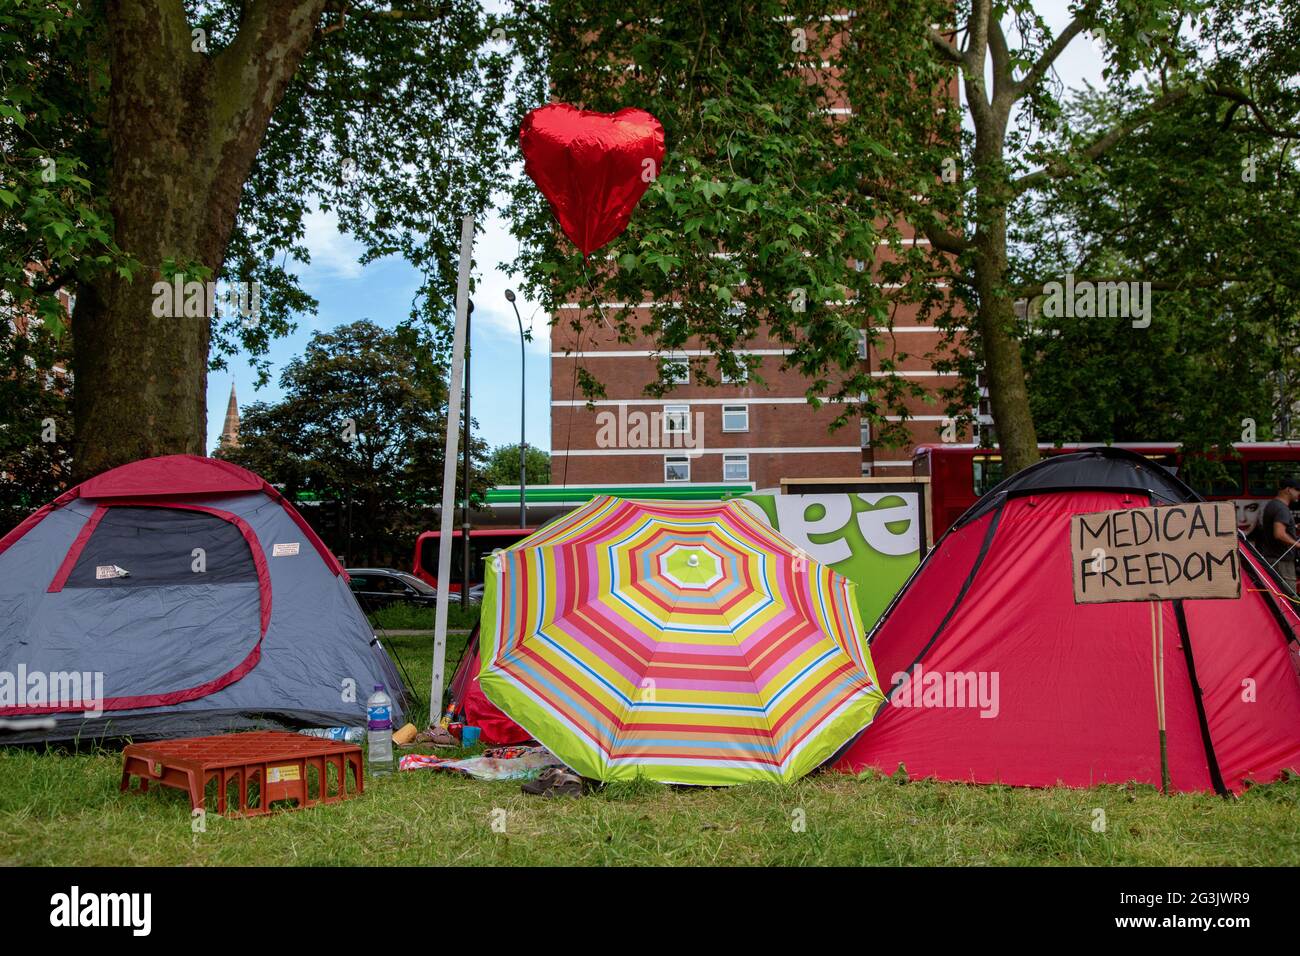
[505,289,527,528]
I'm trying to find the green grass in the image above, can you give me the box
[3,629,1299,866]
[368,603,480,631]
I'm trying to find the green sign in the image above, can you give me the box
[736,491,923,627]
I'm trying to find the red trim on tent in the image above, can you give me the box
[156,503,274,638]
[257,479,346,578]
[9,502,274,716]
[76,454,264,499]
[0,486,79,559]
[47,505,108,593]
[46,502,273,637]
[3,645,265,716]
[0,455,344,579]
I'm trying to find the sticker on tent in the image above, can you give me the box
[95,565,130,579]
[1071,501,1240,603]
[272,542,300,557]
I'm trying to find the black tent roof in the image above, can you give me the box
[955,446,1203,530]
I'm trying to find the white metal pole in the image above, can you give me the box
[429,213,475,727]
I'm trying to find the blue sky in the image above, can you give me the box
[204,204,552,455]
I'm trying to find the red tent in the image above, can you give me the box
[835,447,1300,794]
[447,625,531,746]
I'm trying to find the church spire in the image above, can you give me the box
[219,382,241,451]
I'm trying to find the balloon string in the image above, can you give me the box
[582,257,613,329]
[562,255,609,488]
[560,309,585,489]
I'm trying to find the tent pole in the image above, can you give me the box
[429,213,475,727]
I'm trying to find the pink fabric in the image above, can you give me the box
[46,505,109,592]
[4,644,264,716]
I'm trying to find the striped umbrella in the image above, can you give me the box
[478,496,885,785]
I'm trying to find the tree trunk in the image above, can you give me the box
[974,224,1040,475]
[72,0,324,480]
[968,80,1040,476]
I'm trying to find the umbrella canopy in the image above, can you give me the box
[478,496,885,785]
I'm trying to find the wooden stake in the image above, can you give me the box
[1150,598,1170,793]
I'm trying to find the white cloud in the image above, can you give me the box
[298,207,365,279]
[472,205,550,354]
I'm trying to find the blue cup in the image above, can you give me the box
[461,725,482,748]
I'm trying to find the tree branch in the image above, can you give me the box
[959,0,994,120]
[967,0,991,67]
[988,18,1012,107]
[923,221,970,255]
[1008,14,1090,102]
[1012,87,1190,194]
[1209,84,1300,141]
[927,26,966,66]
[322,1,451,22]
[1012,274,1252,298]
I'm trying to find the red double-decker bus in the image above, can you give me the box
[916,442,1300,540]
[411,528,538,593]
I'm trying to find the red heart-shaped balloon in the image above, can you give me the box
[520,103,666,257]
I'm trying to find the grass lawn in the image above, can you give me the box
[367,603,480,632]
[4,627,1300,866]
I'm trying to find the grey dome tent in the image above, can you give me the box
[0,455,407,743]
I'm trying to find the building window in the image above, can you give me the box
[723,454,749,481]
[859,418,870,448]
[857,329,869,360]
[664,455,690,482]
[722,365,748,385]
[722,405,749,432]
[861,461,872,477]
[662,354,690,385]
[663,405,691,434]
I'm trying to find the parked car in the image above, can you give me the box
[346,568,438,611]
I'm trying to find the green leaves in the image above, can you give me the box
[505,0,954,437]
[0,5,133,344]
[1016,62,1300,454]
[0,316,72,530]
[219,319,489,563]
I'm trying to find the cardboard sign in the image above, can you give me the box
[1072,502,1240,604]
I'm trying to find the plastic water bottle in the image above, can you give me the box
[299,727,364,743]
[366,684,394,776]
